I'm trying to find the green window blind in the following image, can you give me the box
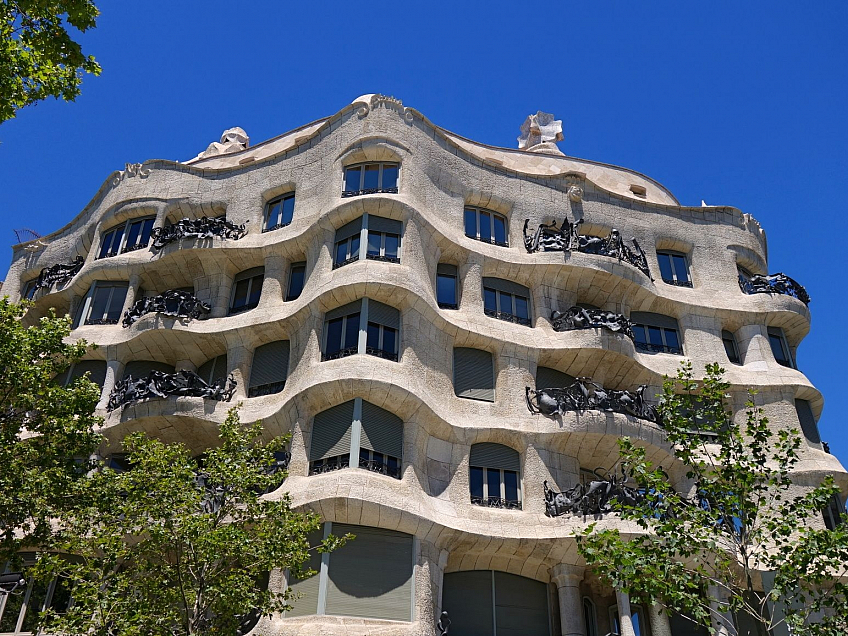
[535,366,575,390]
[360,401,404,459]
[285,530,323,618]
[250,341,290,391]
[470,443,520,472]
[336,217,363,242]
[197,354,228,384]
[310,401,355,461]
[454,347,495,402]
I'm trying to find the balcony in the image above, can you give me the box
[738,272,810,305]
[484,308,531,327]
[107,369,236,411]
[122,290,210,327]
[526,378,660,424]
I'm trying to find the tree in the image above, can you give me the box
[576,362,848,635]
[36,408,348,636]
[0,0,101,123]
[0,299,102,567]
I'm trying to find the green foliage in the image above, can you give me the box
[0,0,101,122]
[576,362,848,635]
[0,298,101,566]
[37,408,348,636]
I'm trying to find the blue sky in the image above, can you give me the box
[1,1,846,462]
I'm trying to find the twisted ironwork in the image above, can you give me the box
[738,272,810,305]
[551,306,634,339]
[122,289,211,327]
[107,369,236,411]
[526,377,660,424]
[34,255,84,290]
[150,217,247,249]
[544,467,646,517]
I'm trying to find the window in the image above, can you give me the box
[0,556,72,635]
[76,281,129,326]
[323,299,400,362]
[308,399,403,479]
[722,330,741,364]
[197,354,228,385]
[97,216,155,258]
[823,493,845,530]
[333,215,402,269]
[21,280,38,301]
[482,277,531,326]
[469,443,521,509]
[657,250,692,287]
[464,206,508,247]
[795,399,822,447]
[436,264,458,309]
[454,347,495,402]
[631,312,683,354]
[610,604,646,636]
[583,598,598,636]
[230,267,264,314]
[342,162,399,197]
[767,327,793,368]
[249,341,290,397]
[442,571,549,636]
[285,523,413,621]
[263,193,295,232]
[285,262,306,301]
[55,360,107,391]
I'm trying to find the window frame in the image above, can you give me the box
[464,206,509,247]
[229,268,264,315]
[78,281,129,326]
[483,285,531,326]
[97,216,156,259]
[341,162,400,197]
[767,326,794,368]
[262,193,296,233]
[333,235,361,269]
[322,312,361,361]
[656,250,692,287]
[322,299,400,363]
[436,270,458,310]
[609,604,646,636]
[285,262,306,302]
[0,560,71,635]
[365,321,398,362]
[631,315,683,355]
[722,329,741,364]
[21,279,38,301]
[469,465,522,510]
[583,597,598,636]
[365,230,401,263]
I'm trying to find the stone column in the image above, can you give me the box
[226,345,250,399]
[261,254,287,308]
[550,564,585,636]
[615,590,637,636]
[123,274,142,318]
[708,585,737,636]
[648,603,673,636]
[99,357,124,410]
[418,540,446,628]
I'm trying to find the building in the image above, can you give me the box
[4,94,846,636]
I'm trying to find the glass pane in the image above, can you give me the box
[89,286,112,321]
[632,324,647,345]
[363,164,379,190]
[648,326,663,346]
[384,234,399,259]
[503,470,519,502]
[664,329,680,351]
[470,466,484,499]
[344,166,361,192]
[493,214,506,244]
[657,253,674,281]
[360,447,370,464]
[367,232,381,256]
[265,202,281,230]
[335,240,348,265]
[373,453,384,470]
[124,220,143,251]
[769,334,788,364]
[98,229,115,258]
[514,295,529,320]
[326,318,343,354]
[367,322,380,350]
[0,582,24,631]
[140,218,155,246]
[632,610,643,636]
[381,164,398,189]
[483,288,498,313]
[723,337,738,362]
[344,313,360,349]
[247,276,263,307]
[464,208,477,237]
[479,212,491,242]
[231,279,250,310]
[21,578,50,632]
[281,196,295,225]
[387,455,399,475]
[288,266,305,300]
[349,235,360,260]
[437,274,457,306]
[498,291,512,315]
[382,327,396,354]
[106,286,128,322]
[487,469,501,502]
[672,255,689,283]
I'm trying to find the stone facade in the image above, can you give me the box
[6,94,846,636]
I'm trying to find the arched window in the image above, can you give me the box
[767,327,793,368]
[536,366,575,391]
[469,443,521,509]
[436,264,459,309]
[263,193,295,232]
[249,341,290,397]
[656,250,692,287]
[197,354,228,385]
[722,329,741,364]
[122,360,175,380]
[309,399,403,479]
[230,267,264,315]
[453,347,495,402]
[583,597,598,636]
[55,360,107,391]
[464,207,508,247]
[97,216,155,259]
[333,215,402,269]
[482,277,531,326]
[342,162,399,197]
[630,311,682,355]
[75,281,129,327]
[323,299,400,362]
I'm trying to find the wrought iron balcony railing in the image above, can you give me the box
[34,256,84,290]
[122,290,211,327]
[634,341,683,355]
[322,346,359,362]
[662,277,694,288]
[151,217,247,250]
[365,253,401,264]
[738,272,810,305]
[248,381,286,398]
[309,456,350,475]
[341,187,398,198]
[365,347,398,362]
[484,308,532,326]
[332,255,360,270]
[359,458,401,479]
[526,377,661,424]
[107,370,236,411]
[470,496,522,510]
[465,233,509,248]
[551,306,634,339]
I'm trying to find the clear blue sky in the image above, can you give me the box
[1,1,845,462]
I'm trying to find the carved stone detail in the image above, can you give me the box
[192,127,249,161]
[551,306,634,340]
[739,272,810,305]
[122,290,211,327]
[34,255,84,290]
[151,217,247,250]
[526,377,660,424]
[107,370,237,411]
[523,218,652,279]
[517,111,563,151]
[111,163,150,186]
